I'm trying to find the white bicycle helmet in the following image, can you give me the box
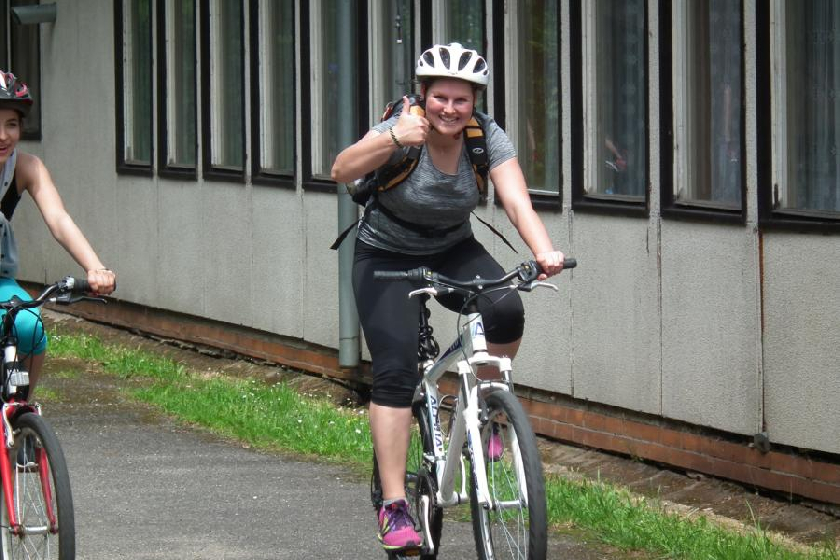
[415,42,489,87]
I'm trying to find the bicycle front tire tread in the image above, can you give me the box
[3,412,75,560]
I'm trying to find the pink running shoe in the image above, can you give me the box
[377,499,421,551]
[487,423,504,462]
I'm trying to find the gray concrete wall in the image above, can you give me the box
[763,234,840,454]
[660,222,762,435]
[9,0,840,457]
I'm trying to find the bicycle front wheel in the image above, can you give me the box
[469,390,547,560]
[1,412,75,559]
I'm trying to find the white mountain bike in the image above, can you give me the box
[370,258,576,560]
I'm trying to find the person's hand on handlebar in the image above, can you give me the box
[535,251,566,280]
[86,268,116,295]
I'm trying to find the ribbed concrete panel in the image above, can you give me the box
[302,193,341,348]
[108,179,159,307]
[15,0,120,292]
[513,211,574,393]
[250,185,304,336]
[572,215,661,415]
[201,183,252,327]
[763,234,840,454]
[158,183,206,315]
[660,222,760,435]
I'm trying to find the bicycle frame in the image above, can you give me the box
[415,301,520,512]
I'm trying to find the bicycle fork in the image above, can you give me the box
[0,403,57,535]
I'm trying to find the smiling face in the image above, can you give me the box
[0,108,21,166]
[421,78,477,137]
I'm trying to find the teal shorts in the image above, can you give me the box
[0,277,46,356]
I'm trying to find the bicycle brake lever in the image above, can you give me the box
[518,281,560,293]
[50,294,108,305]
[408,287,439,298]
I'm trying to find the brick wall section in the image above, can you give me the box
[45,292,840,506]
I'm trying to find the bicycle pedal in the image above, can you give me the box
[388,547,421,559]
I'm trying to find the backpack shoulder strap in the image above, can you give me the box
[464,112,490,194]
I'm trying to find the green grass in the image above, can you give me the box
[545,475,838,560]
[48,332,839,560]
[48,333,373,463]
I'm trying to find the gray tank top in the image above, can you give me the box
[357,114,516,255]
[0,150,19,278]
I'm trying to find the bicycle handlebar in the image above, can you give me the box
[0,276,100,314]
[373,258,577,292]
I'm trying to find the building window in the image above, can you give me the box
[508,0,560,196]
[306,0,362,182]
[442,0,484,52]
[438,0,487,114]
[369,0,415,113]
[667,0,744,215]
[770,0,840,219]
[201,0,245,179]
[116,0,154,173]
[578,0,646,206]
[0,0,42,140]
[159,0,197,177]
[251,0,295,181]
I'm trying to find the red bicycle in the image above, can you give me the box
[0,276,102,559]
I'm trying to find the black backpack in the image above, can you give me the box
[331,95,515,252]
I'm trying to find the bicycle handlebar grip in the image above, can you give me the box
[563,257,577,269]
[374,270,410,281]
[68,277,91,293]
[374,267,428,282]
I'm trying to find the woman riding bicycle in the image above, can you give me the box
[331,43,567,551]
[0,70,115,396]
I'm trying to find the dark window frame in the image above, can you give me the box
[114,0,154,177]
[570,0,649,219]
[301,1,368,194]
[660,0,746,225]
[156,0,198,181]
[490,0,504,130]
[200,0,246,183]
[3,0,42,141]
[249,0,295,189]
[756,2,840,234]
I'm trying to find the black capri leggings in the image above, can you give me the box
[353,236,525,408]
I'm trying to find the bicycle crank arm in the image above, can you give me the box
[419,495,435,555]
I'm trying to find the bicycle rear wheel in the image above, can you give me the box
[469,390,547,560]
[1,412,75,560]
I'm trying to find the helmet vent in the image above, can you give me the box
[457,52,472,71]
[438,46,450,68]
[422,52,435,66]
[473,58,487,73]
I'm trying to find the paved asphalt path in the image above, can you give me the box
[40,361,610,559]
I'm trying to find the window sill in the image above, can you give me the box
[572,195,647,218]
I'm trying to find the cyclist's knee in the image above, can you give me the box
[15,311,47,355]
[371,369,417,408]
[485,301,525,344]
